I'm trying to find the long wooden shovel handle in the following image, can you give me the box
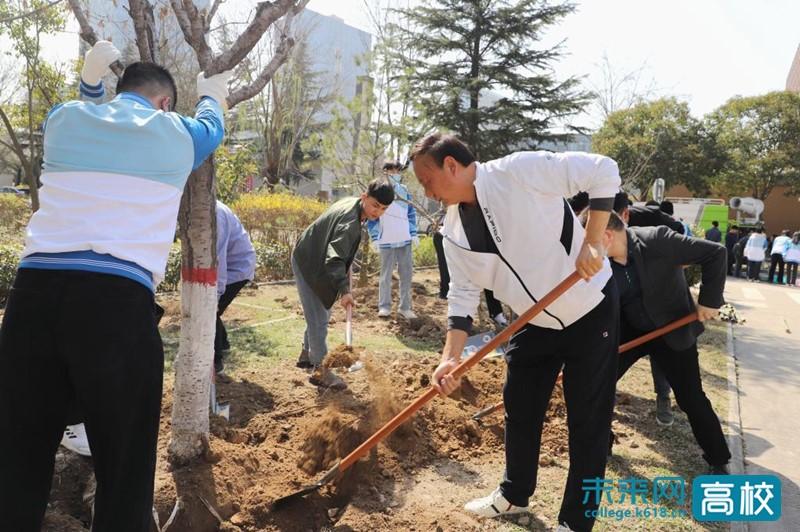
[618,312,698,353]
[336,271,583,472]
[472,311,700,421]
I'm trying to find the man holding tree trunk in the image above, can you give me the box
[0,41,229,532]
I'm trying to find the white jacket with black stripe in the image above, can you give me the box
[443,151,621,330]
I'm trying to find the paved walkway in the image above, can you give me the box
[725,277,800,531]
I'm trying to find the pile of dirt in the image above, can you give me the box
[322,344,363,369]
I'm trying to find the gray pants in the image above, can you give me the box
[292,255,331,367]
[379,244,413,312]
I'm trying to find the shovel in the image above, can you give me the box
[269,271,582,510]
[471,312,699,422]
[210,369,230,421]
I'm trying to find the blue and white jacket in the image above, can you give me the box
[19,79,225,291]
[367,176,417,249]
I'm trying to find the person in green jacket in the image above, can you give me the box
[292,179,395,389]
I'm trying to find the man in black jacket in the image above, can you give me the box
[613,192,677,426]
[601,212,731,473]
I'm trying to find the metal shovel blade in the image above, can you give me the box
[270,462,341,510]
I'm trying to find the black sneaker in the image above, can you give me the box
[296,348,313,369]
[655,395,674,426]
[214,357,225,375]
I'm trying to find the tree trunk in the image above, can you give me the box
[168,159,218,465]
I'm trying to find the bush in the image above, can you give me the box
[158,244,182,293]
[232,193,326,280]
[0,194,31,235]
[413,235,437,267]
[0,243,22,305]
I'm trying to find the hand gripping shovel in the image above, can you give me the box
[470,311,700,422]
[269,271,582,510]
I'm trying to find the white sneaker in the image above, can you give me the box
[61,423,92,457]
[493,313,508,327]
[398,309,418,320]
[377,308,391,318]
[554,524,575,531]
[464,487,528,518]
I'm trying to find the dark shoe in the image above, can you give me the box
[214,358,225,375]
[309,366,347,390]
[655,395,674,426]
[708,464,730,475]
[296,348,312,369]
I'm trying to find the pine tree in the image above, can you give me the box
[396,0,587,160]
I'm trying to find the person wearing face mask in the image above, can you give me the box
[367,161,419,319]
[0,41,229,531]
[293,179,395,390]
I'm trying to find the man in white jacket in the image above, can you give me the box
[411,133,620,532]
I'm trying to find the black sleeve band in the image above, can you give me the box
[588,197,614,211]
[447,315,473,333]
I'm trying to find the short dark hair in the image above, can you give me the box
[366,178,395,206]
[613,191,631,214]
[712,221,719,227]
[409,132,476,167]
[382,161,403,171]
[782,229,791,236]
[731,225,739,230]
[579,209,626,232]
[568,191,589,214]
[659,200,674,215]
[117,62,178,110]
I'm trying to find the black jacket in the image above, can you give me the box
[623,226,727,351]
[628,205,685,234]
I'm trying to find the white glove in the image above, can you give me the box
[81,40,121,86]
[197,70,233,108]
[412,236,420,247]
[370,240,379,252]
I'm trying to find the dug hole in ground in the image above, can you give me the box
[42,270,731,532]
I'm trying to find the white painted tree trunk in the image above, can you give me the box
[169,160,218,465]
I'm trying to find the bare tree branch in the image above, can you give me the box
[66,0,124,78]
[210,0,307,74]
[0,0,63,24]
[204,0,224,32]
[226,34,295,108]
[127,0,156,62]
[168,0,214,69]
[0,105,30,169]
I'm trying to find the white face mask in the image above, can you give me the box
[389,173,402,183]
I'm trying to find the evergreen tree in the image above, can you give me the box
[395,0,587,160]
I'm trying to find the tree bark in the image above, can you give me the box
[168,159,218,465]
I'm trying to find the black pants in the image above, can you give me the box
[650,357,672,397]
[768,253,785,284]
[733,255,744,278]
[433,232,449,298]
[433,232,503,316]
[0,269,163,532]
[787,261,799,285]
[500,279,619,532]
[747,260,762,280]
[214,280,249,364]
[617,333,731,467]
